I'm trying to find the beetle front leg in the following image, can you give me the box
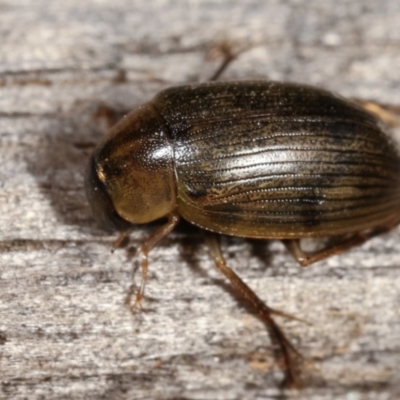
[125,211,180,311]
[204,232,303,388]
[283,227,392,267]
[112,228,133,252]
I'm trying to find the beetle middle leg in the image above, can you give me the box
[283,226,393,267]
[124,211,180,310]
[204,232,303,388]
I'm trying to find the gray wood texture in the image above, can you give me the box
[1,1,400,399]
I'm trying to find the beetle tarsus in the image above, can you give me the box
[268,308,311,326]
[125,284,144,312]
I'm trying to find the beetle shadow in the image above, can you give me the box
[178,229,277,314]
[177,230,259,319]
[24,99,127,235]
[177,221,209,279]
[245,238,274,273]
[179,229,275,276]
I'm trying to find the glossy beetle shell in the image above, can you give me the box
[86,81,400,238]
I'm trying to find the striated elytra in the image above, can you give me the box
[85,81,400,387]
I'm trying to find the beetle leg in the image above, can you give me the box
[283,227,392,267]
[354,99,400,127]
[208,50,236,81]
[112,228,133,253]
[204,232,303,388]
[125,211,180,311]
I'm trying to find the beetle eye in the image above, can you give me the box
[85,155,133,232]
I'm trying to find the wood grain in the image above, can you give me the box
[1,1,400,399]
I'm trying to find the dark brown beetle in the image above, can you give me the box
[85,81,400,387]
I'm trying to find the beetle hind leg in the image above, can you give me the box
[283,226,393,267]
[204,232,303,388]
[354,99,400,127]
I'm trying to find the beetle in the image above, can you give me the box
[85,81,400,387]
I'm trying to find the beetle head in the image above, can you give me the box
[85,103,176,230]
[85,154,133,231]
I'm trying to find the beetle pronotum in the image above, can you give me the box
[85,80,400,387]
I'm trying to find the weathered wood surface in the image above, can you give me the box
[1,1,400,399]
